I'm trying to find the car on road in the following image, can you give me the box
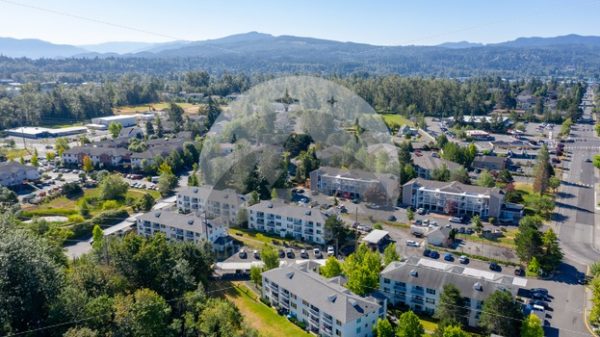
[238,249,247,259]
[286,249,295,259]
[300,249,309,259]
[327,246,335,256]
[459,255,469,264]
[443,253,454,262]
[489,262,501,271]
[406,240,420,247]
[313,248,322,258]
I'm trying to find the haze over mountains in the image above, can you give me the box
[2,32,600,77]
[2,32,600,59]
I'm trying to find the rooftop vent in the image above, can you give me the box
[473,282,483,291]
[192,188,198,193]
[267,203,273,208]
[305,210,311,216]
[187,219,194,225]
[327,295,337,303]
[154,211,161,218]
[409,269,418,277]
[286,272,294,279]
[348,298,357,307]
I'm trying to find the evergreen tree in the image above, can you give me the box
[479,290,523,337]
[533,144,552,195]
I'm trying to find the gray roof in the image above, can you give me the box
[0,161,38,175]
[404,178,503,198]
[412,152,462,171]
[248,199,327,223]
[137,210,222,232]
[263,261,382,323]
[381,257,523,301]
[362,229,390,244]
[64,146,130,157]
[473,155,507,167]
[177,185,245,205]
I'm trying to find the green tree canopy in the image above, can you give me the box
[343,244,381,296]
[479,290,523,337]
[396,311,424,337]
[521,314,544,337]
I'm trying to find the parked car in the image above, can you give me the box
[300,249,309,259]
[443,253,454,262]
[514,266,524,276]
[253,250,260,259]
[449,217,463,223]
[313,248,322,258]
[459,255,469,264]
[489,262,501,271]
[278,249,285,258]
[423,249,431,257]
[387,215,397,222]
[238,249,247,259]
[286,249,295,259]
[416,208,426,215]
[529,299,549,310]
[327,246,335,256]
[429,251,440,259]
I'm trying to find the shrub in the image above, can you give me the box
[62,182,83,198]
[68,214,85,223]
[102,200,120,210]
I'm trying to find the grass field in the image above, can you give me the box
[223,283,311,337]
[457,227,518,249]
[229,228,308,249]
[114,102,200,115]
[381,114,415,128]
[23,187,159,217]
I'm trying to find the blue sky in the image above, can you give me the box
[1,0,600,45]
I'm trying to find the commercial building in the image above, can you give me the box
[91,115,137,128]
[247,200,327,243]
[136,210,228,246]
[411,152,462,179]
[402,178,504,219]
[0,161,40,186]
[262,261,386,337]
[309,166,399,205]
[380,257,526,327]
[6,126,88,139]
[176,185,245,225]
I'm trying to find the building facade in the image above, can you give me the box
[402,178,504,219]
[262,261,385,337]
[309,166,399,205]
[247,200,327,243]
[380,258,523,327]
[0,162,40,186]
[136,210,227,245]
[176,186,244,225]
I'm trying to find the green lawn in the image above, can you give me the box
[456,228,518,249]
[224,283,311,337]
[229,228,308,249]
[381,114,415,128]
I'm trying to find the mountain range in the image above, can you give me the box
[2,32,600,59]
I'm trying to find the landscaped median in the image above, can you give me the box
[220,282,311,337]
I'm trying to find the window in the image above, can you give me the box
[383,278,390,284]
[336,320,342,326]
[426,288,436,295]
[291,302,297,309]
[426,298,435,304]
[302,300,309,306]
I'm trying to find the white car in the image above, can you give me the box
[327,246,335,256]
[406,240,420,247]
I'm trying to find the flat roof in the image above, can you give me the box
[94,115,137,121]
[362,229,390,244]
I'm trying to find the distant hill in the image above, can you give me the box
[2,33,600,77]
[436,41,483,49]
[0,37,87,58]
[495,34,600,47]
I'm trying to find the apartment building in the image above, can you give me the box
[411,152,462,179]
[402,178,504,219]
[262,261,385,337]
[136,210,227,245]
[62,146,131,167]
[380,258,525,327]
[247,200,328,243]
[0,161,40,186]
[176,185,245,225]
[309,166,399,205]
